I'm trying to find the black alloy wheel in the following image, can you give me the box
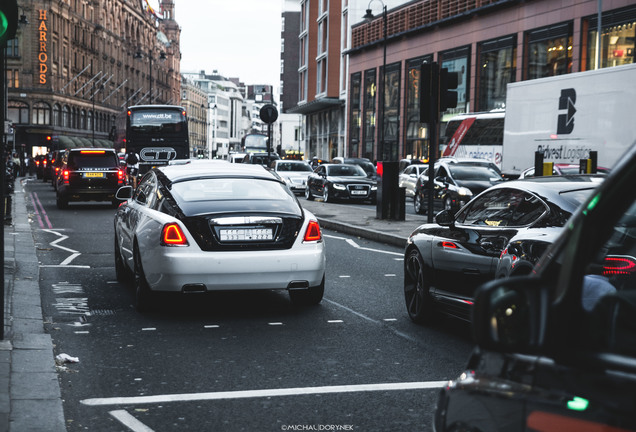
[133,244,153,312]
[404,248,437,324]
[289,275,325,306]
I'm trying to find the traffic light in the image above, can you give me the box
[0,0,18,46]
[439,68,459,112]
[419,62,439,125]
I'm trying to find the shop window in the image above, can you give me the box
[525,22,572,80]
[7,101,29,125]
[439,46,471,116]
[478,35,516,111]
[382,62,401,161]
[405,55,433,160]
[586,8,635,70]
[32,102,51,125]
[363,69,377,161]
[349,72,361,158]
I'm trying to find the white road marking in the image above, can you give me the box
[327,320,344,323]
[109,410,155,432]
[141,328,156,331]
[83,381,448,407]
[384,274,397,277]
[268,322,284,326]
[338,275,351,278]
[345,239,402,256]
[41,229,88,267]
[204,325,219,329]
[324,234,402,256]
[383,318,398,322]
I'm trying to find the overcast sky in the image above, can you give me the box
[173,1,283,87]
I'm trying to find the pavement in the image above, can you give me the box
[0,180,428,431]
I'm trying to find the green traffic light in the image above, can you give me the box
[0,11,9,39]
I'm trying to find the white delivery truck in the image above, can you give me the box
[502,63,636,177]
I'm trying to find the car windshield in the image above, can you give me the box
[328,165,367,177]
[448,165,502,181]
[277,162,312,172]
[171,178,295,202]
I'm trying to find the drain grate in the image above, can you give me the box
[89,309,116,316]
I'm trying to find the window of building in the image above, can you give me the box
[382,62,401,161]
[404,55,433,161]
[349,72,362,157]
[7,69,19,88]
[53,104,61,127]
[7,101,29,124]
[363,69,377,161]
[5,38,19,57]
[478,35,516,111]
[525,22,572,80]
[62,106,70,128]
[584,6,636,70]
[32,102,51,125]
[439,46,471,115]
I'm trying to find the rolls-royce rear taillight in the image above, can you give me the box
[303,220,322,242]
[161,223,189,246]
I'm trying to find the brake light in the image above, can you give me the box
[441,241,458,249]
[162,223,189,246]
[117,169,125,183]
[303,220,322,242]
[62,170,70,182]
[43,160,47,167]
[603,255,636,276]
[80,150,105,154]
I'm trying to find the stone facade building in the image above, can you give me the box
[6,0,182,157]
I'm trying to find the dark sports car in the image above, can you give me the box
[305,163,377,203]
[404,175,605,324]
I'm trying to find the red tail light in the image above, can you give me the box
[161,223,189,246]
[603,255,636,276]
[441,241,458,249]
[117,169,125,183]
[62,170,70,182]
[43,160,47,167]
[303,220,322,242]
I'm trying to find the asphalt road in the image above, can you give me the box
[25,177,473,432]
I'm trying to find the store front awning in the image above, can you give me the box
[287,97,343,115]
[57,136,114,149]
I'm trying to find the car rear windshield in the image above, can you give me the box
[449,165,502,181]
[277,162,312,172]
[68,152,118,169]
[171,178,296,203]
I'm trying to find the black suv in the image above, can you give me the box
[242,152,280,166]
[414,158,503,214]
[434,142,636,431]
[56,148,125,209]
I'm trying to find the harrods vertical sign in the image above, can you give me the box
[38,9,48,84]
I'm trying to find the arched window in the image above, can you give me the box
[53,104,62,126]
[62,105,70,128]
[81,109,87,130]
[7,101,29,124]
[32,102,51,125]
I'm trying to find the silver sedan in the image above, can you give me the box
[114,161,326,311]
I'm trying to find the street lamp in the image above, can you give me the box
[134,49,166,104]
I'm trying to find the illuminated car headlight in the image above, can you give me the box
[457,187,472,196]
[371,185,377,191]
[333,183,346,190]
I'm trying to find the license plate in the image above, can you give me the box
[351,190,367,195]
[219,228,273,241]
[84,172,104,178]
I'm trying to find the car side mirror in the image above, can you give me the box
[116,185,133,200]
[435,209,455,226]
[472,277,547,353]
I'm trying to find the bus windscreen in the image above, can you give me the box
[130,110,186,134]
